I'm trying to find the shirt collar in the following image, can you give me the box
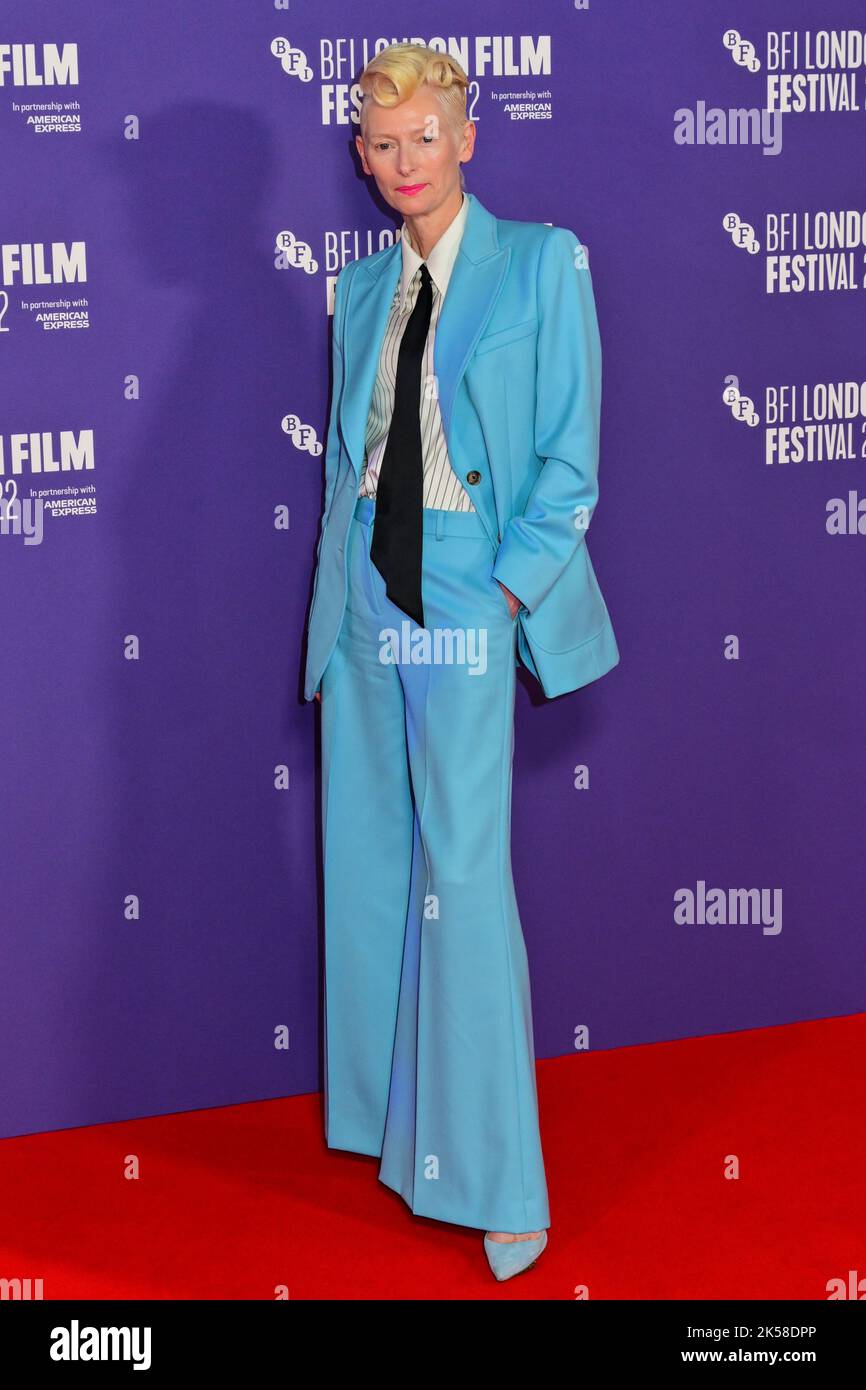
[398,191,468,309]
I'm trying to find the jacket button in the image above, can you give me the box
[466,470,482,485]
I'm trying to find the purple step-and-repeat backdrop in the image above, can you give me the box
[2,2,864,1140]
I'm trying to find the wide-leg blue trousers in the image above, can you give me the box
[319,495,550,1233]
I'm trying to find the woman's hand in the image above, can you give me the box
[497,580,522,620]
[315,691,321,703]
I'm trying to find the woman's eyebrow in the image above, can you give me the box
[370,126,430,138]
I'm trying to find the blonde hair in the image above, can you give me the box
[358,43,470,186]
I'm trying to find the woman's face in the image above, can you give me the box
[355,87,474,218]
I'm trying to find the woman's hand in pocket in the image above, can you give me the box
[497,580,522,620]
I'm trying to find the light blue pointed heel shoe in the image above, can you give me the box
[483,1230,548,1281]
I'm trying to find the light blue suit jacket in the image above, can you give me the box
[303,190,619,701]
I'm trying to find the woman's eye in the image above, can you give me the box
[371,136,433,151]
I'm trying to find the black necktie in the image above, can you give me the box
[370,262,433,628]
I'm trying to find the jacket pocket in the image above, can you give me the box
[474,316,538,356]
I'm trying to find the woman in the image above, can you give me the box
[305,42,618,1281]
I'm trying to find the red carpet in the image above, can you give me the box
[1,1013,863,1300]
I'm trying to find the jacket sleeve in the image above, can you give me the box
[320,261,351,523]
[491,226,602,615]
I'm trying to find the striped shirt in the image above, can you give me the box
[359,191,475,512]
